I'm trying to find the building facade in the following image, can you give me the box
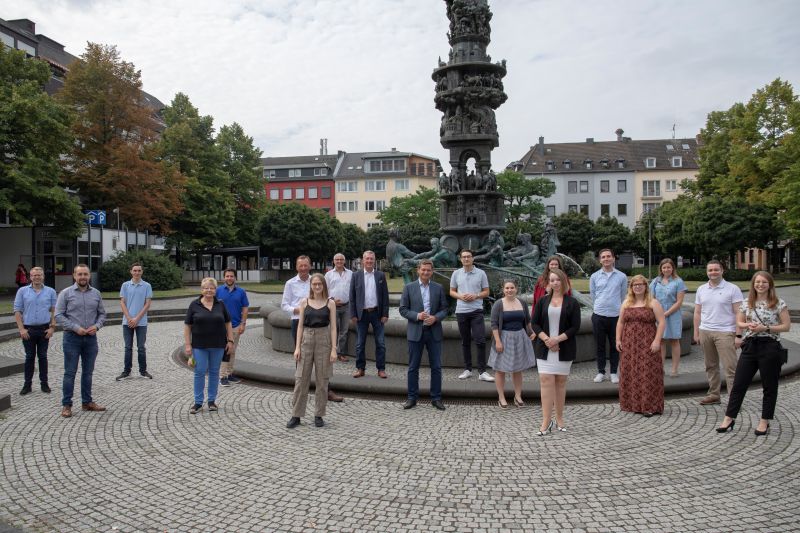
[262,154,338,215]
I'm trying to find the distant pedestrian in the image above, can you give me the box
[694,260,743,406]
[399,260,448,411]
[56,264,107,418]
[450,249,494,383]
[15,263,28,290]
[717,271,789,436]
[286,274,337,428]
[531,268,581,435]
[350,250,390,379]
[590,249,627,384]
[488,279,536,408]
[649,258,687,377]
[116,262,153,381]
[217,268,249,386]
[616,275,666,417]
[325,253,353,362]
[533,255,572,307]
[13,266,56,395]
[184,277,233,414]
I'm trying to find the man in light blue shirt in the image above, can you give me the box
[450,249,493,382]
[13,266,57,395]
[116,262,153,381]
[589,249,628,383]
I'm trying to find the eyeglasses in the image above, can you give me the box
[631,283,646,288]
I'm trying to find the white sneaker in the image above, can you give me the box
[458,370,472,380]
[610,373,619,384]
[478,372,495,382]
[593,373,606,383]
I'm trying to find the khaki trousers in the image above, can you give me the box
[220,329,241,379]
[699,330,738,399]
[292,326,333,417]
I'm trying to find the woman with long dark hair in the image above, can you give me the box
[533,255,572,307]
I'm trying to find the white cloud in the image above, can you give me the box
[4,0,800,168]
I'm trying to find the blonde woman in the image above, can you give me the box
[531,268,581,435]
[287,273,337,429]
[184,278,234,414]
[717,271,790,436]
[616,275,666,417]
[649,258,687,376]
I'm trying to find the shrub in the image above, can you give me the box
[579,252,601,276]
[99,250,183,291]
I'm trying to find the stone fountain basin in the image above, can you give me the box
[261,303,693,368]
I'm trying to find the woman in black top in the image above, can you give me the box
[184,277,233,414]
[287,273,338,429]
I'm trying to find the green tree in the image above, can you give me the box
[592,215,635,253]
[365,224,391,260]
[649,198,697,260]
[98,249,182,291]
[217,122,265,244]
[0,46,83,237]
[58,43,184,233]
[377,187,440,250]
[337,222,367,261]
[161,93,235,251]
[552,211,594,259]
[496,169,555,223]
[258,202,344,262]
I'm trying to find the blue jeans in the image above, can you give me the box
[355,309,386,371]
[407,328,442,401]
[193,348,224,405]
[22,325,50,386]
[122,325,147,373]
[62,332,98,406]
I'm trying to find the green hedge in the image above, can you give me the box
[628,267,758,282]
[99,250,183,291]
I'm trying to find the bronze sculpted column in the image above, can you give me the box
[434,0,507,253]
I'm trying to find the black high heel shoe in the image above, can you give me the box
[536,420,553,436]
[498,400,508,409]
[514,397,524,407]
[754,423,770,436]
[716,419,735,433]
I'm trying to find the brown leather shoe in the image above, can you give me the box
[81,402,107,412]
[377,370,388,379]
[328,390,344,402]
[337,355,348,362]
[60,406,72,418]
[699,396,721,405]
[352,369,365,378]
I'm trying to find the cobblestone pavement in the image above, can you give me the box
[1,322,800,532]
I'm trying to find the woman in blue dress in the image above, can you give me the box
[649,258,687,377]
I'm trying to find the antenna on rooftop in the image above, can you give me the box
[320,138,328,155]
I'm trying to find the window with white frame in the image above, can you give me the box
[264,169,276,179]
[568,205,577,213]
[642,202,660,214]
[671,156,682,168]
[321,187,331,199]
[568,181,577,193]
[337,181,357,192]
[337,201,358,212]
[314,167,329,176]
[665,179,677,192]
[365,180,386,192]
[308,187,318,199]
[365,200,386,211]
[600,180,609,193]
[617,180,627,193]
[282,188,292,200]
[579,181,589,193]
[395,179,409,191]
[645,157,656,168]
[642,180,660,197]
[295,188,304,200]
[289,168,302,178]
[269,189,279,200]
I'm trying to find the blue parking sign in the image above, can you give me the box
[84,210,107,225]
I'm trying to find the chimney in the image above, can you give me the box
[615,128,624,141]
[538,136,545,155]
[391,147,397,152]
[586,137,594,144]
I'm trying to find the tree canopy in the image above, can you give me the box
[0,46,83,237]
[592,215,635,254]
[376,187,440,251]
[552,211,594,258]
[258,202,344,262]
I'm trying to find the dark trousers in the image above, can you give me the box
[22,325,49,386]
[122,325,148,373]
[62,332,98,407]
[725,337,782,420]
[457,310,486,373]
[592,313,619,374]
[355,309,386,371]
[408,328,442,401]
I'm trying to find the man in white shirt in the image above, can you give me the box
[282,255,343,402]
[694,260,743,405]
[325,253,353,362]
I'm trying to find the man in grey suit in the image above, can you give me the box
[350,250,390,378]
[399,260,448,411]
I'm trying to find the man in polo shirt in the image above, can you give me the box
[13,266,57,395]
[694,260,744,405]
[450,249,494,382]
[217,268,249,386]
[116,262,153,381]
[590,248,628,383]
[56,264,107,418]
[282,255,343,402]
[325,253,352,362]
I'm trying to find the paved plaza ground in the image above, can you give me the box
[2,296,800,531]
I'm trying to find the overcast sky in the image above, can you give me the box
[5,0,800,169]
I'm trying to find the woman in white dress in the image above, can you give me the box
[531,268,582,436]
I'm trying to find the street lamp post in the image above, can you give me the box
[648,216,653,280]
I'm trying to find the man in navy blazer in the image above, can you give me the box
[349,250,390,378]
[399,260,448,410]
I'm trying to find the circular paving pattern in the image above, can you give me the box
[1,321,799,532]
